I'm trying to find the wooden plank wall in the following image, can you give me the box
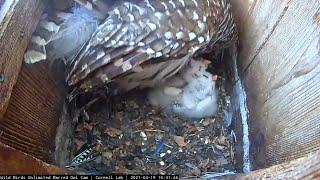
[232,150,320,179]
[0,62,62,163]
[0,0,46,119]
[231,0,320,169]
[0,142,69,174]
[0,0,62,163]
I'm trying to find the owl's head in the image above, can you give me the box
[183,60,213,84]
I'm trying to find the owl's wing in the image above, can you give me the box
[67,0,216,98]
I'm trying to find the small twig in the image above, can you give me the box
[202,171,236,179]
[133,120,156,127]
[82,109,90,122]
[187,134,196,137]
[84,97,100,109]
[134,129,165,133]
[163,143,174,149]
[164,163,173,170]
[230,130,237,142]
[129,117,141,123]
[210,145,217,153]
[180,176,199,179]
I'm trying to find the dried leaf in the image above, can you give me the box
[128,100,139,109]
[192,167,202,176]
[117,148,127,158]
[104,127,122,137]
[216,157,229,166]
[116,111,124,121]
[174,136,188,147]
[113,166,129,174]
[75,123,84,132]
[146,120,154,127]
[94,143,103,152]
[102,151,113,159]
[83,122,93,131]
[218,136,227,145]
[199,158,210,169]
[185,163,201,176]
[204,136,211,144]
[74,139,85,150]
[93,127,101,136]
[184,123,198,132]
[215,144,225,151]
[125,141,131,146]
[202,119,212,126]
[159,169,166,175]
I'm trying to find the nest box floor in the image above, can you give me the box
[54,60,236,177]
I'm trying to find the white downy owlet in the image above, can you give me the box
[148,60,218,120]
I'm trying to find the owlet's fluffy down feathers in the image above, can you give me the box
[148,60,218,120]
[25,0,237,103]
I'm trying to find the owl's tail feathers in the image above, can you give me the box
[24,11,74,64]
[24,3,99,65]
[24,15,55,64]
[24,41,47,64]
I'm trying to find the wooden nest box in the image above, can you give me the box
[0,0,319,177]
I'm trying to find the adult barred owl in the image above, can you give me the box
[25,0,237,104]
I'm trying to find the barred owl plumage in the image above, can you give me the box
[24,1,100,64]
[66,0,237,100]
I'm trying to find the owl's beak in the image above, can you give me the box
[202,59,211,69]
[202,59,212,65]
[212,75,218,81]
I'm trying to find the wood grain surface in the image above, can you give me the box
[0,0,46,119]
[232,150,320,179]
[231,0,320,169]
[0,61,61,163]
[0,142,69,174]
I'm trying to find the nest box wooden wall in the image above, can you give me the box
[231,0,320,170]
[0,0,62,164]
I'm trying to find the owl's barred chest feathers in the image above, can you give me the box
[65,0,236,99]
